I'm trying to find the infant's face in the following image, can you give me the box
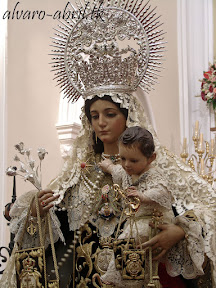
[119,144,151,176]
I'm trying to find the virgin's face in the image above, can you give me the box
[90,100,127,145]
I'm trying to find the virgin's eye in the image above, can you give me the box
[131,159,138,163]
[121,157,126,161]
[106,113,116,118]
[91,114,99,120]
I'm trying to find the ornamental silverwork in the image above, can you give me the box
[6,143,48,190]
[51,0,166,102]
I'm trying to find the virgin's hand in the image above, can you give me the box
[138,223,185,260]
[31,189,60,217]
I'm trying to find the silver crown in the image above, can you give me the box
[51,0,166,102]
[73,41,139,96]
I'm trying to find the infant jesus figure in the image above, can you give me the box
[99,126,174,288]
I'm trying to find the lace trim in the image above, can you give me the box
[165,216,205,279]
[0,243,18,288]
[9,191,64,249]
[111,164,125,185]
[112,165,173,210]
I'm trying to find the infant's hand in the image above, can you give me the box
[98,159,113,173]
[127,186,151,204]
[127,186,138,197]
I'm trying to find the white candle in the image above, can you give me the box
[200,158,204,172]
[210,139,214,155]
[195,121,199,133]
[214,136,216,156]
[199,133,203,150]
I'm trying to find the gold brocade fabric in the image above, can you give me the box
[15,246,47,288]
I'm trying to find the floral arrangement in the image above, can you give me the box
[200,61,216,109]
[6,142,48,190]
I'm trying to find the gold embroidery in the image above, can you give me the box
[122,250,145,280]
[15,247,47,288]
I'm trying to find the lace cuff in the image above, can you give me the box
[143,185,172,210]
[10,191,64,249]
[111,164,124,185]
[165,213,205,279]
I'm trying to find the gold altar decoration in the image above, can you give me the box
[180,120,216,185]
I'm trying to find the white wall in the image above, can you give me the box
[148,0,180,153]
[6,0,64,197]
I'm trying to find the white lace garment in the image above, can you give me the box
[101,165,179,287]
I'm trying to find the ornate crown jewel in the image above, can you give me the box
[51,0,166,103]
[22,256,36,270]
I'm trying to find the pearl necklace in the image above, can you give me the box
[56,162,105,268]
[101,152,121,163]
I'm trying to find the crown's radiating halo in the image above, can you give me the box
[50,0,166,103]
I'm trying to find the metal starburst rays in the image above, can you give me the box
[50,0,166,103]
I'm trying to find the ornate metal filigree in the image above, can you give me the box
[6,142,48,191]
[51,0,166,102]
[113,183,140,215]
[113,238,135,270]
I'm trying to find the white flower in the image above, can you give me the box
[14,142,25,155]
[19,163,28,173]
[29,160,35,169]
[8,143,47,191]
[24,173,35,183]
[14,155,20,161]
[5,166,17,176]
[24,173,41,190]
[37,148,48,160]
[24,149,31,157]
